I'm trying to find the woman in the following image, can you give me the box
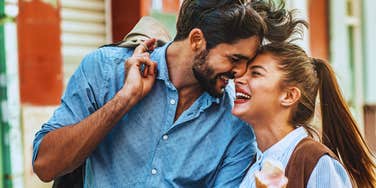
[232,42,376,187]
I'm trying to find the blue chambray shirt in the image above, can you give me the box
[32,42,257,188]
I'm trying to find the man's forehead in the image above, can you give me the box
[214,40,259,56]
[228,46,259,61]
[233,37,259,51]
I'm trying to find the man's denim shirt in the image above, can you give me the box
[33,43,256,188]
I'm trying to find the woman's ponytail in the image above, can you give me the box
[315,58,376,187]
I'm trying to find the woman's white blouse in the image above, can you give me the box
[239,127,352,188]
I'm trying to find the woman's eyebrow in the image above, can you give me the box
[250,65,268,72]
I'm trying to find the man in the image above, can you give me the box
[33,0,299,187]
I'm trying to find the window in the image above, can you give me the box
[330,0,364,132]
[60,0,110,85]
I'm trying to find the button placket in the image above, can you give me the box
[164,82,179,133]
[151,168,158,175]
[162,135,169,140]
[169,99,176,105]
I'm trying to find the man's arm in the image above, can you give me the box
[213,124,256,188]
[33,39,157,182]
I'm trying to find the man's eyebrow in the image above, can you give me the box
[230,54,252,61]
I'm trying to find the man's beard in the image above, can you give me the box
[192,50,233,98]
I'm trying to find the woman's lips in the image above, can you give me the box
[234,87,251,104]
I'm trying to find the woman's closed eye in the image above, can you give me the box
[251,71,262,77]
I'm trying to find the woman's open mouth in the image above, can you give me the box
[234,88,251,104]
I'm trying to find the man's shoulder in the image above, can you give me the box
[95,43,168,64]
[87,46,134,65]
[72,46,135,84]
[227,115,252,133]
[212,102,252,136]
[210,81,244,119]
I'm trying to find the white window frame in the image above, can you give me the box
[330,0,364,134]
[363,0,376,105]
[285,0,310,54]
[61,0,110,85]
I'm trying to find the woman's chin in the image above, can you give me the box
[231,107,246,120]
[232,107,256,125]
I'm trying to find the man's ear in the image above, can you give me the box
[280,86,301,107]
[188,28,206,51]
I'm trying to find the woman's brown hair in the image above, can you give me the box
[260,42,376,187]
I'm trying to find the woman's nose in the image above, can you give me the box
[235,75,247,85]
[235,68,251,85]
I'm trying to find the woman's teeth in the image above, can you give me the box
[236,92,251,100]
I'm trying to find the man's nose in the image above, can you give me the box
[232,61,248,78]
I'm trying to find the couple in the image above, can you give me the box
[32,0,375,187]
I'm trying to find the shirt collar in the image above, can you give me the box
[202,92,221,106]
[150,42,172,81]
[255,126,308,163]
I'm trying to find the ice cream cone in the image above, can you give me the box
[254,159,288,188]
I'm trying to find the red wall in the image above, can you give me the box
[111,0,151,42]
[308,0,329,60]
[17,0,62,105]
[17,0,157,104]
[163,0,180,13]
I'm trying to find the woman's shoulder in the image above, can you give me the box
[286,138,339,170]
[285,138,344,187]
[308,155,352,187]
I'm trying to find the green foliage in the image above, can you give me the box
[150,10,177,38]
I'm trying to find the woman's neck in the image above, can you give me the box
[251,117,295,152]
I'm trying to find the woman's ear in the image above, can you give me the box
[188,28,206,51]
[280,86,301,107]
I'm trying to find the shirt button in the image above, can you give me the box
[151,168,158,175]
[170,99,176,105]
[163,135,169,140]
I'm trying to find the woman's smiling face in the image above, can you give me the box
[231,53,286,123]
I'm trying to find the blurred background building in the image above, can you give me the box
[0,0,375,187]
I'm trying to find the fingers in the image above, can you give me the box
[127,38,158,78]
[133,38,157,55]
[134,53,157,78]
[148,61,157,77]
[131,38,157,77]
[144,38,157,51]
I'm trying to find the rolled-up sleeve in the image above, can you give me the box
[32,49,109,165]
[307,155,352,188]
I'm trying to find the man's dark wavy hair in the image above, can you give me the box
[174,0,266,50]
[174,0,308,50]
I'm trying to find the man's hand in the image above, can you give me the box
[119,38,158,105]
